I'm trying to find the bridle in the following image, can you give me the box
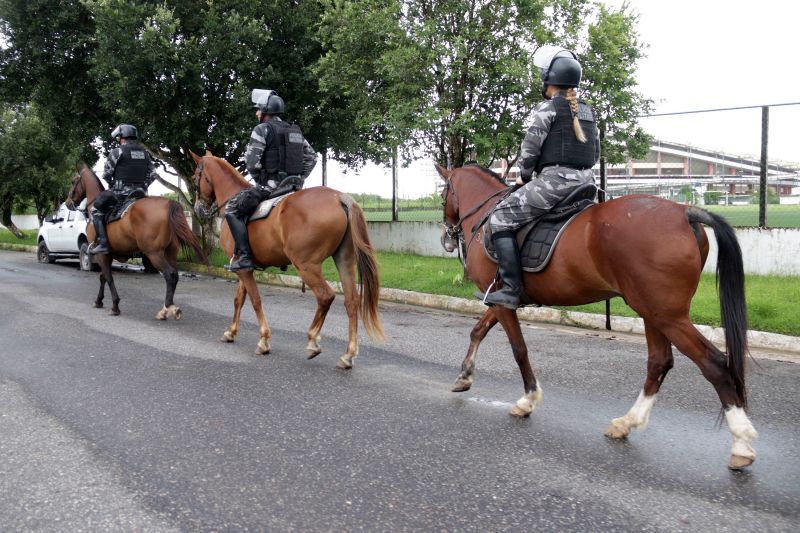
[193,158,228,219]
[442,175,511,268]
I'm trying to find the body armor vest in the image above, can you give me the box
[536,97,598,173]
[113,143,150,187]
[262,121,305,182]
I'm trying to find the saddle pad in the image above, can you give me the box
[248,191,295,222]
[483,199,594,272]
[107,195,143,223]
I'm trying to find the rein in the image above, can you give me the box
[443,179,511,268]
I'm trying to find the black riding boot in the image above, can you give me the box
[476,231,522,309]
[225,212,255,272]
[90,214,110,255]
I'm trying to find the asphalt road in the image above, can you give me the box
[1,250,798,532]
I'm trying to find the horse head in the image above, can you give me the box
[190,149,217,221]
[65,162,98,210]
[435,163,460,253]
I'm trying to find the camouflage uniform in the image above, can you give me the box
[228,117,318,217]
[489,98,599,232]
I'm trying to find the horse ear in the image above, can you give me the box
[434,163,451,180]
[188,149,201,164]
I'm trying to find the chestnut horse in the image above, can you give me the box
[66,162,206,318]
[190,151,384,368]
[437,164,756,469]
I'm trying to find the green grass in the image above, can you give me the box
[694,204,800,228]
[201,247,800,337]
[0,229,38,246]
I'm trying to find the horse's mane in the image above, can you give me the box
[208,154,250,187]
[464,163,507,186]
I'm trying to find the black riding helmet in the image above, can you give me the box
[533,46,582,98]
[111,124,138,139]
[251,88,285,115]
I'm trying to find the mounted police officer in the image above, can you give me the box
[225,89,318,272]
[90,124,158,255]
[478,47,600,309]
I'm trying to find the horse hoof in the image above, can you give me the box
[307,347,322,360]
[604,422,629,440]
[509,404,532,418]
[255,339,271,355]
[173,308,182,320]
[109,309,120,316]
[451,378,473,392]
[336,356,353,370]
[728,454,755,470]
[155,310,167,320]
[93,302,103,309]
[220,331,235,343]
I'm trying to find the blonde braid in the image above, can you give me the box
[565,88,587,143]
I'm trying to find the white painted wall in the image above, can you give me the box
[366,221,800,276]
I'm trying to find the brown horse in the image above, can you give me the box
[437,164,757,469]
[66,162,206,318]
[190,151,384,368]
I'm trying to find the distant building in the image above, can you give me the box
[487,139,800,204]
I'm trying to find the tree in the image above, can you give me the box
[0,0,104,163]
[318,0,592,170]
[580,4,653,165]
[0,105,77,236]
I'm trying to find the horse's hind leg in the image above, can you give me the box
[661,317,757,469]
[496,308,542,417]
[221,281,248,343]
[293,262,336,363]
[95,254,120,315]
[146,253,182,321]
[332,244,359,369]
[452,308,499,392]
[606,319,673,439]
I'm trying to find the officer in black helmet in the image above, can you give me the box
[477,47,600,309]
[224,89,318,272]
[89,124,158,255]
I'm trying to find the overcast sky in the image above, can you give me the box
[143,0,797,198]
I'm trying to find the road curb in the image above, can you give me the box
[3,243,797,355]
[180,262,800,356]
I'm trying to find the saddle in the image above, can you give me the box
[107,189,146,223]
[483,182,597,272]
[247,190,296,223]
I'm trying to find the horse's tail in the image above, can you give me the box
[168,200,208,265]
[341,194,385,342]
[687,207,748,408]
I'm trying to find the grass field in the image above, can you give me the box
[203,248,800,337]
[4,227,798,336]
[0,229,37,246]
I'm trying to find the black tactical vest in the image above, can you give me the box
[536,97,598,173]
[262,121,305,180]
[114,143,150,187]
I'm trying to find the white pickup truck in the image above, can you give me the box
[36,201,99,271]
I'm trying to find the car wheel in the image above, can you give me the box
[79,242,101,272]
[37,241,56,264]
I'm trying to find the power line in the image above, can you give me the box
[639,101,800,118]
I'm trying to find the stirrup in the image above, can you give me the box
[89,242,110,255]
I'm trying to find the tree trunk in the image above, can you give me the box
[1,204,26,238]
[321,151,328,187]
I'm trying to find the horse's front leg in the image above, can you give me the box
[238,272,271,355]
[495,308,541,417]
[452,308,499,392]
[95,254,120,315]
[221,280,247,342]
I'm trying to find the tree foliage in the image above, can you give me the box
[580,3,653,164]
[0,105,78,236]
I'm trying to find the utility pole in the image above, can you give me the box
[392,146,399,222]
[759,106,769,228]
